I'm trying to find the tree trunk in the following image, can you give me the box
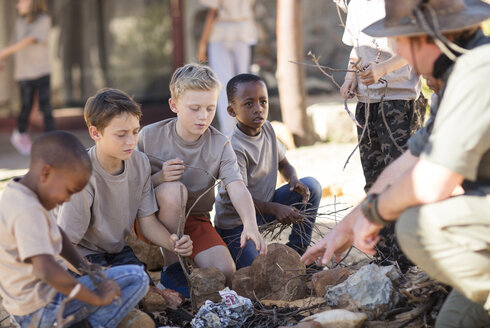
[276,0,316,147]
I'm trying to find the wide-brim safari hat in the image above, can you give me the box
[363,0,490,37]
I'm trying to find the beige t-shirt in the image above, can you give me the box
[342,0,420,103]
[200,0,257,44]
[57,146,158,256]
[14,14,51,81]
[138,118,243,216]
[0,179,65,316]
[215,121,286,229]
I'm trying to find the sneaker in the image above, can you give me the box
[10,129,31,156]
[157,262,190,298]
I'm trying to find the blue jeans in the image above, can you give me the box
[217,177,321,269]
[13,265,149,328]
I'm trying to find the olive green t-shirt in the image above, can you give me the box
[420,44,490,185]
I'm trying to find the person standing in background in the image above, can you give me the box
[0,0,54,155]
[197,0,257,137]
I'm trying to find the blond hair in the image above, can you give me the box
[169,63,221,100]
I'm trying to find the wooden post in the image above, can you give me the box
[276,0,316,147]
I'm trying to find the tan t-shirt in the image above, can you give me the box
[342,0,420,103]
[138,118,243,216]
[57,146,158,256]
[200,0,257,45]
[14,14,51,81]
[215,121,286,229]
[0,179,65,315]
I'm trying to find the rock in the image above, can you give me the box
[250,243,307,301]
[271,120,296,149]
[157,287,186,309]
[307,102,358,143]
[141,287,167,312]
[117,308,155,328]
[125,230,164,271]
[279,321,322,328]
[324,264,401,320]
[302,309,367,328]
[231,266,254,299]
[312,267,353,297]
[190,267,226,309]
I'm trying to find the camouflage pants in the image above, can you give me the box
[356,97,426,272]
[355,97,426,192]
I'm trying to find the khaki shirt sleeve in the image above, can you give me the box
[15,208,58,261]
[31,16,50,43]
[218,140,243,186]
[235,150,249,187]
[57,187,93,245]
[420,46,490,181]
[137,160,158,218]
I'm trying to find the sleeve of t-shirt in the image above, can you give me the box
[234,149,249,187]
[137,127,146,153]
[341,1,355,46]
[30,15,50,43]
[218,140,244,186]
[15,208,59,261]
[137,159,158,218]
[200,0,219,9]
[56,187,93,245]
[420,47,490,181]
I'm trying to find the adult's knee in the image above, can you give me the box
[395,206,425,263]
[155,181,187,207]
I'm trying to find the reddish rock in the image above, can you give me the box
[118,308,155,328]
[150,286,185,309]
[141,287,167,312]
[190,267,226,309]
[250,243,307,301]
[231,266,254,299]
[125,230,164,271]
[312,267,353,297]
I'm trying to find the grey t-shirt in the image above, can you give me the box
[13,14,51,81]
[215,121,286,229]
[420,44,490,185]
[138,118,243,216]
[57,146,158,256]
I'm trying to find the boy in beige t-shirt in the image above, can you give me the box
[138,63,266,291]
[57,89,192,274]
[215,74,321,269]
[0,131,148,328]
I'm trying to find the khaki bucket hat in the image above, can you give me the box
[363,0,490,37]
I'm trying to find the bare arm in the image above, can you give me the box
[137,214,192,257]
[340,48,359,99]
[0,37,36,60]
[197,8,218,62]
[359,54,408,86]
[30,254,120,306]
[226,180,267,253]
[59,228,90,273]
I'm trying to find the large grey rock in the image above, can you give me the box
[324,264,401,319]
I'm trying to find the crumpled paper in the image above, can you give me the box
[191,287,253,328]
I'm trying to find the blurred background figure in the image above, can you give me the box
[197,0,257,137]
[0,0,54,155]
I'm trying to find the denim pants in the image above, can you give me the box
[13,265,149,328]
[217,177,321,269]
[17,74,55,133]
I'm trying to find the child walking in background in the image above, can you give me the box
[138,64,266,294]
[0,131,148,328]
[0,0,54,155]
[214,74,322,269]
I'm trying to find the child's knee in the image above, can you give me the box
[155,181,187,206]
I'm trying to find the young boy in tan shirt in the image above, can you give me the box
[57,89,192,276]
[0,131,148,328]
[215,73,322,269]
[138,63,266,293]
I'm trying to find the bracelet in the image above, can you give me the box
[360,193,391,226]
